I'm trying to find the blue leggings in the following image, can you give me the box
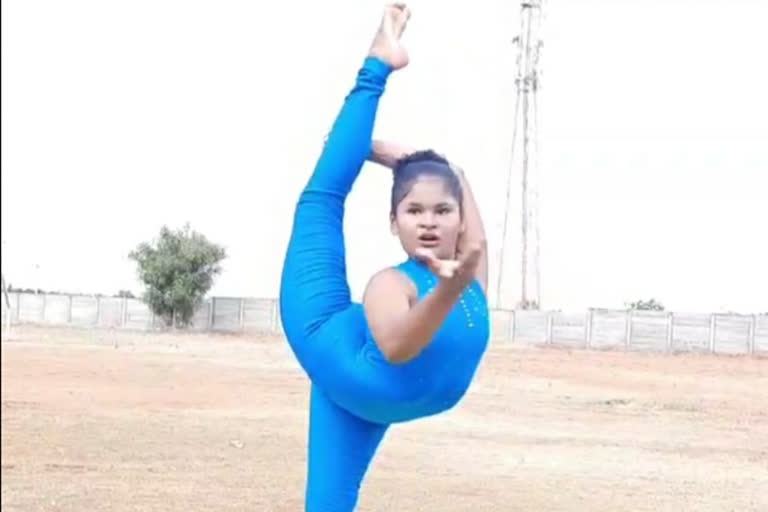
[279,57,394,511]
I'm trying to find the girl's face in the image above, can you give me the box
[391,175,463,260]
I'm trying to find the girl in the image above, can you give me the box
[279,4,489,510]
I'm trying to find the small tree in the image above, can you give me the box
[129,224,226,328]
[627,298,665,311]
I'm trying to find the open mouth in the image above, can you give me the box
[418,233,441,247]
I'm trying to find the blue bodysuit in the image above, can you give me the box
[279,56,490,511]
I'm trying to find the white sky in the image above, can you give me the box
[2,0,767,313]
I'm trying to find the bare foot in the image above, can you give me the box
[368,3,411,70]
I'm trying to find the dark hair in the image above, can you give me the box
[390,150,463,216]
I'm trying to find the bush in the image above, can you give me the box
[129,223,226,328]
[627,298,665,311]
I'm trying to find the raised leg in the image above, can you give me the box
[279,56,393,348]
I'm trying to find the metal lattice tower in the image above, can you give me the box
[496,0,543,310]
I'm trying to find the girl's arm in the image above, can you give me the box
[363,268,468,364]
[369,139,413,168]
[450,162,488,293]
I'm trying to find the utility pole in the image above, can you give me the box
[1,274,11,338]
[1,238,11,337]
[497,0,543,310]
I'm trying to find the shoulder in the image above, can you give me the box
[363,267,417,301]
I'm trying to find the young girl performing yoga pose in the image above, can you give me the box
[279,4,490,510]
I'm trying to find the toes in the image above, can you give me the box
[393,8,410,36]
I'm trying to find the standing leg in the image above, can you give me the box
[305,384,389,512]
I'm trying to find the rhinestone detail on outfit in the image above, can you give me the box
[421,272,486,329]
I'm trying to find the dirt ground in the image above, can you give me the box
[1,326,766,511]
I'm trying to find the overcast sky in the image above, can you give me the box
[2,0,766,313]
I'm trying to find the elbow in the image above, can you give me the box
[379,340,417,365]
[381,345,411,365]
[369,321,428,365]
[464,237,488,255]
